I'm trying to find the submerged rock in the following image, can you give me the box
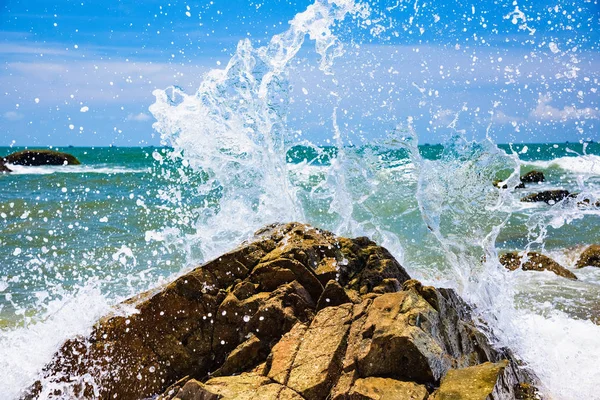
[520,171,545,184]
[577,199,600,208]
[3,149,80,166]
[26,223,539,400]
[500,251,577,280]
[520,190,574,204]
[576,245,600,268]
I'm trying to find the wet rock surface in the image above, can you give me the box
[25,223,539,400]
[493,170,545,190]
[3,149,80,166]
[520,190,574,204]
[520,171,545,184]
[576,245,600,269]
[500,251,577,280]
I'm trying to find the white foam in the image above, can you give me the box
[0,284,113,399]
[525,155,600,175]
[511,310,600,400]
[5,164,148,175]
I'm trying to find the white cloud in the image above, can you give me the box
[126,112,152,122]
[3,111,24,121]
[492,109,525,125]
[0,44,71,56]
[1,60,208,104]
[530,94,600,122]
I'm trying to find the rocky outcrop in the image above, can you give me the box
[576,245,600,268]
[25,223,539,400]
[520,171,545,184]
[500,251,577,280]
[520,190,574,204]
[3,149,80,166]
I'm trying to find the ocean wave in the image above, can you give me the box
[524,155,600,175]
[0,284,113,399]
[4,165,149,175]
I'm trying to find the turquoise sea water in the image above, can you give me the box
[1,143,599,329]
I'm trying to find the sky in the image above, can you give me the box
[0,0,598,146]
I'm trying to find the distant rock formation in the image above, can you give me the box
[500,251,577,280]
[25,223,540,400]
[3,149,80,166]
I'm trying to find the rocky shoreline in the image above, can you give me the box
[25,223,540,400]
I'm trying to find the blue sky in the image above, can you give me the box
[0,0,598,146]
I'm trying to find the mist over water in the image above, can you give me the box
[1,0,599,398]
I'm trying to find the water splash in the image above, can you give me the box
[2,0,599,398]
[149,0,371,261]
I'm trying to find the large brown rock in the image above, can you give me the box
[26,223,539,400]
[500,251,577,280]
[576,245,600,268]
[4,149,80,166]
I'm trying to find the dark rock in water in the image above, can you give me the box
[3,149,80,166]
[0,160,11,173]
[520,190,574,204]
[492,170,544,190]
[500,251,578,280]
[577,199,600,208]
[520,170,545,184]
[576,245,600,268]
[26,223,539,400]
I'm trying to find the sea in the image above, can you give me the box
[1,0,600,398]
[1,143,599,398]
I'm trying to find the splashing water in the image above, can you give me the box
[2,0,599,398]
[149,0,377,260]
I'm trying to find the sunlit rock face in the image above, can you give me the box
[24,223,538,400]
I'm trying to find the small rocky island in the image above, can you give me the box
[1,149,80,173]
[25,223,540,400]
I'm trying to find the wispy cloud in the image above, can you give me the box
[3,111,24,121]
[492,109,525,125]
[126,112,151,122]
[0,44,73,56]
[1,60,209,104]
[531,94,600,122]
